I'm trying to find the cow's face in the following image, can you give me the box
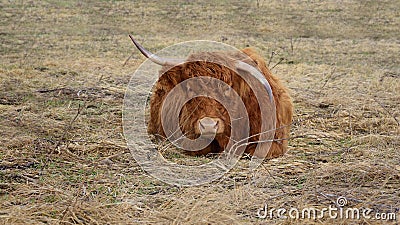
[181,96,228,139]
[176,72,247,143]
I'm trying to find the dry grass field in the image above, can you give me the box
[1,0,399,224]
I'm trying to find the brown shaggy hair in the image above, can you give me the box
[147,48,293,159]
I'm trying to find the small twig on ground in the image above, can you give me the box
[54,102,85,153]
[36,87,72,93]
[267,51,277,67]
[123,52,135,67]
[290,37,294,54]
[320,67,336,90]
[270,57,284,70]
[266,193,288,201]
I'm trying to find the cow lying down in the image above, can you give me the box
[129,35,293,159]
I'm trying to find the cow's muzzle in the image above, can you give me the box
[195,117,224,137]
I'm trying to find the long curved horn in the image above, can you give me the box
[129,35,185,66]
[235,61,274,103]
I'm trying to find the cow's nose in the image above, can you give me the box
[197,117,223,136]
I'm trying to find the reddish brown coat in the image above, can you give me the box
[148,48,293,159]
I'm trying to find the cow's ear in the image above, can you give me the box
[241,47,268,69]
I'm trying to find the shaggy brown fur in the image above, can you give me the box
[147,48,293,159]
